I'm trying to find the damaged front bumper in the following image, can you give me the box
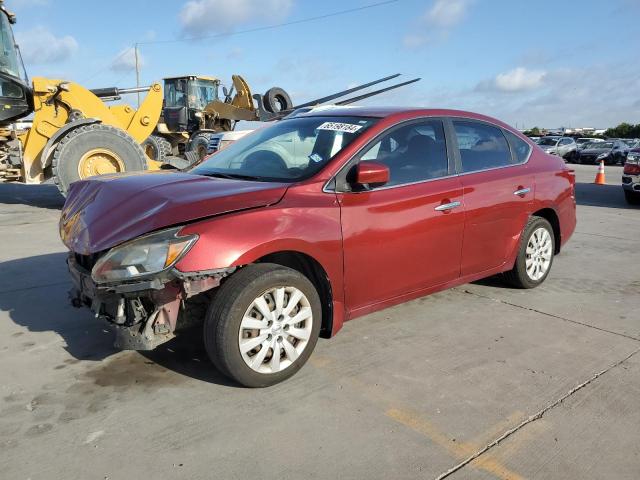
[67,253,233,350]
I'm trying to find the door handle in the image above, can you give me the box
[513,187,531,196]
[434,201,461,212]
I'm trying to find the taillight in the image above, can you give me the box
[624,163,640,175]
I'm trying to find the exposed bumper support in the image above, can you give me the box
[67,253,233,350]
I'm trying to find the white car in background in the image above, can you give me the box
[537,136,578,162]
[207,130,255,154]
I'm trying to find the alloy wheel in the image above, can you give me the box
[525,227,552,281]
[238,286,313,374]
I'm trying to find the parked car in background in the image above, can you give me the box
[622,139,640,150]
[578,140,628,165]
[60,107,576,387]
[622,148,640,204]
[537,136,578,162]
[576,137,603,150]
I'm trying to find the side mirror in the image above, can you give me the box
[354,162,390,188]
[222,86,229,97]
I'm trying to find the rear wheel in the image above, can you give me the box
[503,217,555,289]
[187,131,215,161]
[141,134,172,161]
[52,123,147,196]
[204,264,321,387]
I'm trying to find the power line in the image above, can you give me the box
[138,0,401,45]
[80,0,400,83]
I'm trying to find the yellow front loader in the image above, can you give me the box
[0,77,163,195]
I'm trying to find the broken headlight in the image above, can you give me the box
[91,227,198,284]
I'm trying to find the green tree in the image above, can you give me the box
[604,122,640,138]
[524,126,541,136]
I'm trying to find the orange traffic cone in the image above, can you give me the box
[594,160,606,185]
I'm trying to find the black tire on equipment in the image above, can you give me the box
[52,123,147,196]
[263,87,293,114]
[624,190,640,205]
[502,216,555,289]
[141,134,172,161]
[187,131,215,160]
[204,263,322,388]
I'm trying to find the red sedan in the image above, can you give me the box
[61,107,576,387]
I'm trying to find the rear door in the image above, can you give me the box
[335,118,465,313]
[450,119,534,276]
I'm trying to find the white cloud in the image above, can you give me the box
[402,34,428,49]
[493,67,547,92]
[110,47,144,72]
[425,0,472,27]
[15,27,77,64]
[179,0,293,36]
[404,0,473,49]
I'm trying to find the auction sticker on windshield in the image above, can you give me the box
[317,122,363,133]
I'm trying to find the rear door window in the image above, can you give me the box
[452,121,513,172]
[504,130,532,164]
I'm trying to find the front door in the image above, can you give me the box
[336,118,465,314]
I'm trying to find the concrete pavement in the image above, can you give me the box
[1,163,638,479]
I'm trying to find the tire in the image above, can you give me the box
[52,123,147,196]
[263,87,293,114]
[503,216,555,289]
[187,131,215,161]
[624,190,640,205]
[204,263,322,387]
[141,134,172,161]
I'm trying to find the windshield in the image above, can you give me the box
[164,78,188,108]
[189,79,218,110]
[0,12,21,79]
[538,137,559,146]
[191,116,378,182]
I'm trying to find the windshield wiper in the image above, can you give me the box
[200,172,263,181]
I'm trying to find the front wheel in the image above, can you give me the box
[52,123,147,196]
[187,131,215,161]
[503,217,555,289]
[204,264,321,387]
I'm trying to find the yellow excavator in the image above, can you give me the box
[0,1,419,195]
[0,2,166,195]
[0,0,293,194]
[142,74,293,162]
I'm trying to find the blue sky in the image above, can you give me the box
[9,0,640,129]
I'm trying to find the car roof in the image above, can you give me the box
[293,105,518,130]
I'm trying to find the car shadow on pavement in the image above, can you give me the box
[0,252,240,386]
[140,329,242,388]
[0,252,118,361]
[575,182,635,209]
[0,183,64,209]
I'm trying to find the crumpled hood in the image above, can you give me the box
[60,171,288,254]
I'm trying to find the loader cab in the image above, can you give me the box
[0,3,33,123]
[162,75,220,133]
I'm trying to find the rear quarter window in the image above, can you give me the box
[504,130,532,164]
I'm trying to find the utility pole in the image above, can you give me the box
[134,43,140,107]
